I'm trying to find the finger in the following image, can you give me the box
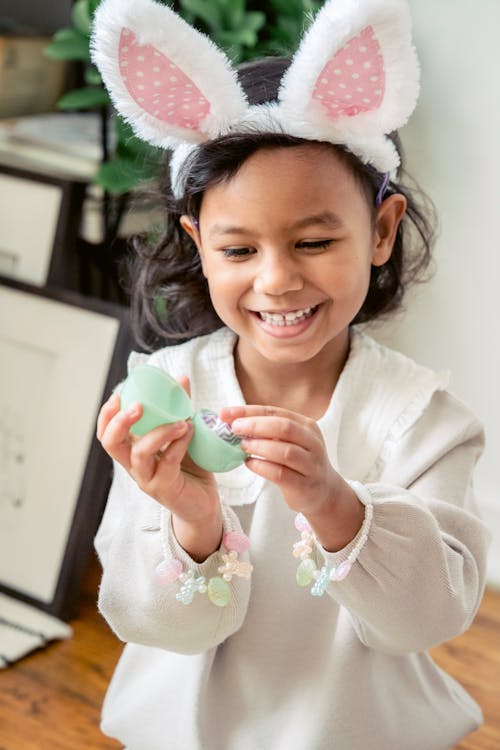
[220,404,314,428]
[230,415,320,451]
[240,437,311,476]
[96,392,120,440]
[244,455,304,491]
[156,421,194,470]
[130,421,190,481]
[132,421,188,466]
[99,401,143,468]
[132,420,189,456]
[180,441,211,477]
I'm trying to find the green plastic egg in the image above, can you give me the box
[120,364,192,436]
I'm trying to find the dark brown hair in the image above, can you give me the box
[128,57,436,351]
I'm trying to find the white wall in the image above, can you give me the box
[370,1,500,586]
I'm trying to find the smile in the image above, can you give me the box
[257,306,318,327]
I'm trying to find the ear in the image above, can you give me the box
[278,0,419,174]
[371,193,407,266]
[179,215,201,247]
[91,0,248,149]
[179,215,207,275]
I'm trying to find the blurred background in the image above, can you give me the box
[376,0,500,587]
[0,1,73,34]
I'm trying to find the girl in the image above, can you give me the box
[93,0,490,748]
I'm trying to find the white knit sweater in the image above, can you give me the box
[95,327,490,750]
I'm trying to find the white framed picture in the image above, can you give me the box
[0,165,85,287]
[0,278,132,618]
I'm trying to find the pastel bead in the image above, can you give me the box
[294,513,312,533]
[330,560,352,581]
[155,558,183,584]
[223,531,250,553]
[296,558,317,587]
[311,566,331,596]
[207,576,231,607]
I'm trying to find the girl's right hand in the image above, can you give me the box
[96,378,222,561]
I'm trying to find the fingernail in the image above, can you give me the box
[126,403,140,417]
[231,419,247,433]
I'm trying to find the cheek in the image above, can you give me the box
[204,264,244,312]
[322,254,372,298]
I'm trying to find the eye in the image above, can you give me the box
[296,239,334,252]
[222,247,256,259]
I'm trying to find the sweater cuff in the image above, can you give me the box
[163,504,244,567]
[155,505,253,607]
[318,481,373,568]
[292,482,374,596]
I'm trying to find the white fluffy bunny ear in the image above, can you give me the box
[278,0,419,173]
[91,0,248,149]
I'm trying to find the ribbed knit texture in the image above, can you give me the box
[95,327,490,750]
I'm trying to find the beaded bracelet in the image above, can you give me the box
[154,506,253,607]
[292,484,374,597]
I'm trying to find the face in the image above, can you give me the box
[181,145,405,373]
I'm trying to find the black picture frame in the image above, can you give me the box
[0,276,133,619]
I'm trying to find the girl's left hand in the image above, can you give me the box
[220,405,341,518]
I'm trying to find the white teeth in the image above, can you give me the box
[259,307,315,326]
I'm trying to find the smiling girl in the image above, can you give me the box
[92,1,490,748]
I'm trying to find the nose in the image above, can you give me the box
[253,252,304,296]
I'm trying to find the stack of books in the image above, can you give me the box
[0,111,103,181]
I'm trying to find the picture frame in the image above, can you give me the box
[0,164,85,289]
[0,276,133,619]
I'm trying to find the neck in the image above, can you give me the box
[234,332,350,421]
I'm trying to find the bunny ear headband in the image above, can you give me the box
[91,0,419,198]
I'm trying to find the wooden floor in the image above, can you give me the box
[1,554,499,750]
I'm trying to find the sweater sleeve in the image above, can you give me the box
[94,462,251,655]
[315,390,491,655]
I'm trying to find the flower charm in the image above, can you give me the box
[292,490,374,597]
[176,571,207,605]
[292,531,314,560]
[155,506,254,607]
[311,566,331,597]
[218,551,253,581]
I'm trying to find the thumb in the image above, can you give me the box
[175,375,214,479]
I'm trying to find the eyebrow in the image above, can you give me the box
[207,211,344,238]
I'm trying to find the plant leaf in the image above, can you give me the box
[215,28,259,49]
[72,0,93,36]
[153,295,168,321]
[179,0,222,31]
[89,0,103,18]
[242,11,266,34]
[96,156,159,194]
[58,86,110,110]
[113,116,159,160]
[45,28,91,61]
[84,65,102,85]
[220,0,245,28]
[116,134,160,161]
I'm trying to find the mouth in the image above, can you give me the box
[255,305,319,327]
